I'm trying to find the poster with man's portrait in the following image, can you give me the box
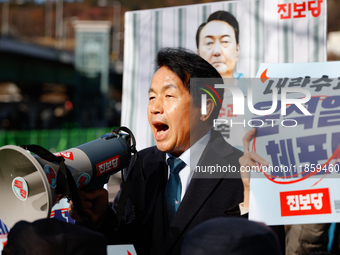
[121,0,327,150]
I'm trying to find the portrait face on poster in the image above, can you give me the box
[197,14,240,79]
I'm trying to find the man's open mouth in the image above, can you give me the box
[154,123,169,137]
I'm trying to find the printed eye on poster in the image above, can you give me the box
[121,0,327,151]
[246,61,340,225]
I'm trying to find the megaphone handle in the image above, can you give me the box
[60,160,97,230]
[114,150,144,231]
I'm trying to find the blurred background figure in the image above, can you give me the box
[2,218,107,255]
[181,217,282,255]
[286,223,340,255]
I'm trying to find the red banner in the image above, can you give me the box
[280,188,331,216]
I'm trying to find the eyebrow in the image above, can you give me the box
[148,84,178,93]
[204,34,231,39]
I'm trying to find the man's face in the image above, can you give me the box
[147,66,202,157]
[198,20,240,78]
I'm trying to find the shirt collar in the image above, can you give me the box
[166,130,211,169]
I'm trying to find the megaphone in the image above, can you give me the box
[0,129,132,228]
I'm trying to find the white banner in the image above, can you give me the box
[246,61,340,225]
[122,0,327,150]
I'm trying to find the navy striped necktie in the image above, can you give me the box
[165,157,186,224]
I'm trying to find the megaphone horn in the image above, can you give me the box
[0,128,132,228]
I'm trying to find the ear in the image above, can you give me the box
[200,98,215,122]
[235,44,240,61]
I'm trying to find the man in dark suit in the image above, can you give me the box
[69,47,282,254]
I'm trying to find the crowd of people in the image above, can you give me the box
[3,10,338,255]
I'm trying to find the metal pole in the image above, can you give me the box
[112,1,120,60]
[56,0,63,48]
[1,2,9,36]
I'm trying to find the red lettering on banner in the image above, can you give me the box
[54,151,74,160]
[218,106,226,118]
[308,0,323,17]
[278,0,323,19]
[3,241,7,249]
[96,156,120,177]
[227,104,237,117]
[278,3,291,19]
[280,188,331,216]
[293,2,306,18]
[14,180,23,189]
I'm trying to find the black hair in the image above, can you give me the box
[196,10,240,48]
[156,47,224,125]
[195,22,206,49]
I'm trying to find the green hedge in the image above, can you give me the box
[0,128,114,152]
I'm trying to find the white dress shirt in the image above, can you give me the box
[166,130,211,200]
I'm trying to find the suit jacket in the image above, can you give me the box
[98,130,245,255]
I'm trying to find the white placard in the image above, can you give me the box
[107,245,137,255]
[246,61,340,225]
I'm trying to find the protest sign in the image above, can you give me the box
[246,61,340,225]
